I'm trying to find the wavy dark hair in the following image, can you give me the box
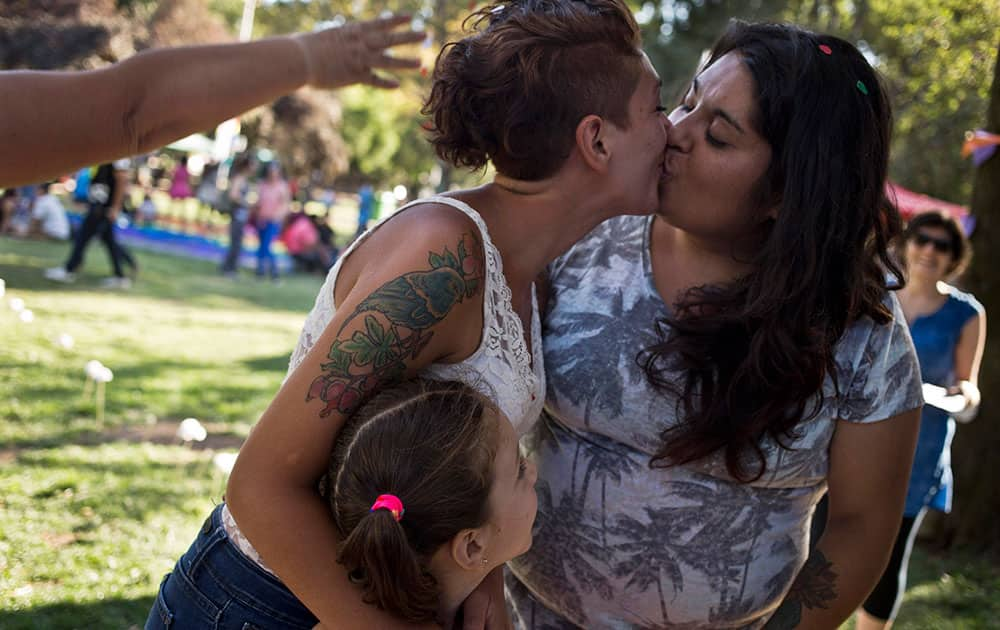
[423,0,643,180]
[328,379,498,623]
[640,21,902,482]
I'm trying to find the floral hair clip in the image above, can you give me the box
[818,44,833,55]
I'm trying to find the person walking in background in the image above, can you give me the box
[219,155,255,278]
[45,160,137,288]
[353,183,375,241]
[254,161,291,281]
[855,211,986,630]
[0,188,17,234]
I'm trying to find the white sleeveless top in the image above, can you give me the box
[222,196,546,573]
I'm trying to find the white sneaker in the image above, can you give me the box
[44,267,75,283]
[100,276,132,290]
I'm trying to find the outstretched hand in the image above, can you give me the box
[295,15,426,89]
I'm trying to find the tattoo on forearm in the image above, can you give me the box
[764,550,837,629]
[306,233,484,416]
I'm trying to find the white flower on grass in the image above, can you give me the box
[212,452,238,474]
[94,366,114,383]
[85,360,106,380]
[19,309,34,323]
[177,417,207,443]
[9,297,25,312]
[0,278,5,298]
[56,333,75,350]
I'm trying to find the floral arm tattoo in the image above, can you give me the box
[306,232,484,417]
[763,549,838,629]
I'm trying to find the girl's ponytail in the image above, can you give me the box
[336,508,439,622]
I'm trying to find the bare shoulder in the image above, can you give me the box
[337,201,486,300]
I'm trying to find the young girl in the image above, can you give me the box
[326,379,536,628]
[147,379,536,630]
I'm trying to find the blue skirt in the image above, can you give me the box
[145,504,318,629]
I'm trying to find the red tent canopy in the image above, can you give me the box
[886,181,973,234]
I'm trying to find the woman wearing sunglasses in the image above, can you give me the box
[856,210,987,630]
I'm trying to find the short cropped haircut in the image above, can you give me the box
[424,0,644,181]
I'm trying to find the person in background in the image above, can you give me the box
[855,211,986,630]
[137,192,157,227]
[29,182,71,240]
[353,183,375,241]
[45,160,137,288]
[0,15,424,189]
[168,155,192,201]
[219,155,255,278]
[254,161,291,281]
[0,188,18,234]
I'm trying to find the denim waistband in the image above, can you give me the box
[179,503,317,628]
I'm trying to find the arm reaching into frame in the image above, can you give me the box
[0,15,424,187]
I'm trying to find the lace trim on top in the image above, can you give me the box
[222,195,545,576]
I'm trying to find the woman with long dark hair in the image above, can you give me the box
[506,21,923,629]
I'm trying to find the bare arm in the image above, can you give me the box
[921,311,986,420]
[227,209,485,628]
[106,168,130,220]
[764,408,921,629]
[0,16,423,187]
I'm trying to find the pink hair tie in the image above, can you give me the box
[370,494,405,522]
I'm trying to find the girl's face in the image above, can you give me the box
[483,410,537,564]
[659,52,774,242]
[905,225,955,282]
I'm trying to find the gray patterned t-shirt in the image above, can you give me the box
[506,215,922,629]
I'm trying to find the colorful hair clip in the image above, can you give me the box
[856,80,869,95]
[818,44,832,55]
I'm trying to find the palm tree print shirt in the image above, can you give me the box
[506,215,922,629]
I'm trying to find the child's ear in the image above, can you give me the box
[449,527,490,572]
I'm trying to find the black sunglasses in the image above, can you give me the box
[912,232,952,254]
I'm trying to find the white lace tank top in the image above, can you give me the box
[222,196,546,573]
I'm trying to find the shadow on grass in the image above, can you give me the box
[0,595,154,630]
[241,353,294,373]
[0,238,319,314]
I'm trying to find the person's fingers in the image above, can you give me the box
[371,54,421,70]
[381,29,428,48]
[365,72,401,89]
[369,13,414,30]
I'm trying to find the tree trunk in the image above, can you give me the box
[946,42,1000,552]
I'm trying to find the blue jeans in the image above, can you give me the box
[256,220,281,279]
[145,504,317,629]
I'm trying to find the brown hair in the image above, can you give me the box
[900,210,972,279]
[328,379,498,623]
[423,0,644,180]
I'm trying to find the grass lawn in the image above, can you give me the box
[2,238,999,629]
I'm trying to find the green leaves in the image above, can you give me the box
[341,315,400,369]
[428,246,460,271]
